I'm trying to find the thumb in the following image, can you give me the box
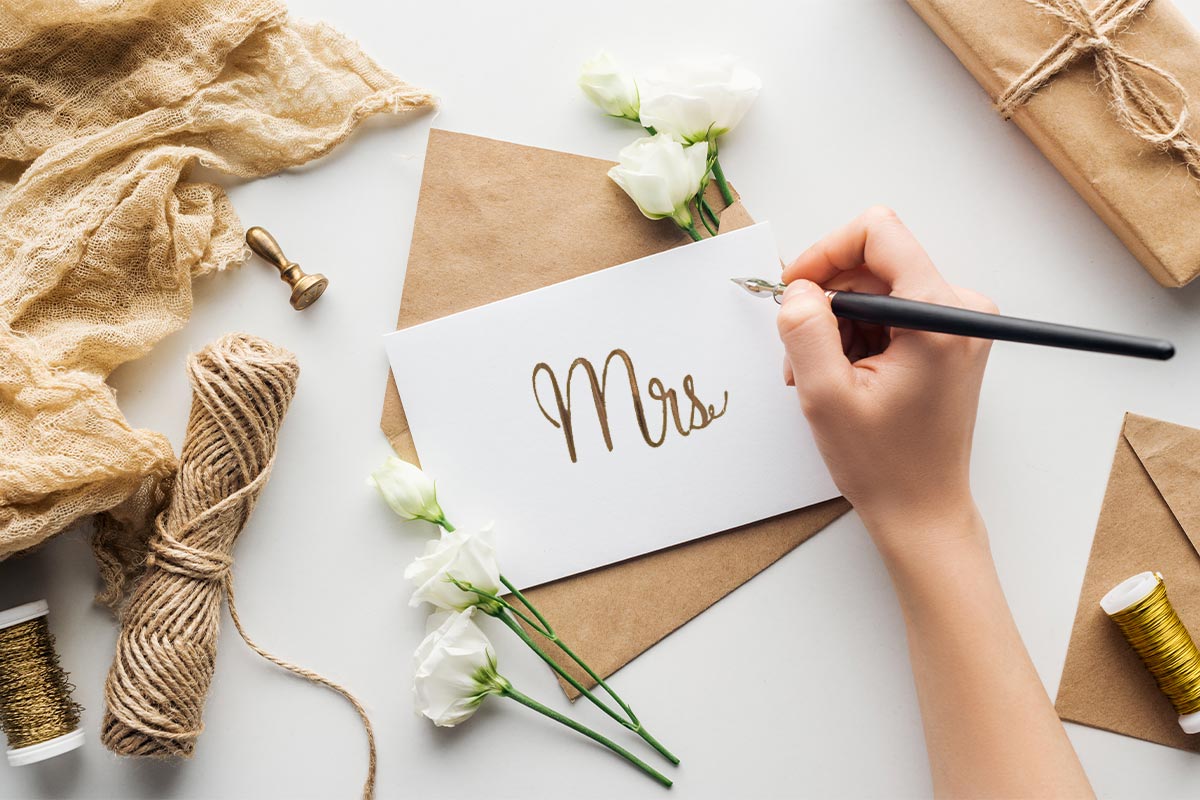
[775,280,853,408]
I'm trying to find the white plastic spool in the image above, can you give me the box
[0,600,85,766]
[1100,572,1200,735]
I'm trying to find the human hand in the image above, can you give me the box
[776,207,995,557]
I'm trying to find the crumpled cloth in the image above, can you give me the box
[0,0,434,600]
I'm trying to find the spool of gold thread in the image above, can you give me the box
[1102,571,1200,734]
[0,601,84,765]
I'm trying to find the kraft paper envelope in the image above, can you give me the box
[1057,413,1200,752]
[381,129,850,694]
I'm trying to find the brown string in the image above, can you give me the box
[995,0,1200,178]
[100,333,377,799]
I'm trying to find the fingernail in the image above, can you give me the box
[782,279,813,299]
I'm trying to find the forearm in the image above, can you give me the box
[871,503,1093,799]
[778,208,1091,796]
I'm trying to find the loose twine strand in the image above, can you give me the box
[0,616,81,750]
[100,333,377,799]
[995,0,1200,178]
[1108,575,1200,715]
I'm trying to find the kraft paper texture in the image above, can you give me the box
[1057,413,1200,752]
[381,129,850,695]
[906,0,1200,287]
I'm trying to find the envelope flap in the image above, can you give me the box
[1123,412,1200,556]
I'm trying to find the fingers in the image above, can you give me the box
[950,285,999,315]
[782,206,957,303]
[777,209,995,415]
[876,285,998,369]
[819,267,892,298]
[776,279,854,408]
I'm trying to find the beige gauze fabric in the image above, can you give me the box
[0,0,434,599]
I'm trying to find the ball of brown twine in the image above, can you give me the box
[101,333,377,797]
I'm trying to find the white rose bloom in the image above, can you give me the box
[578,51,640,121]
[405,525,503,611]
[413,609,508,727]
[607,134,708,228]
[369,457,450,529]
[639,56,762,143]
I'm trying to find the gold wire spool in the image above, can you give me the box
[0,601,84,765]
[1102,572,1200,732]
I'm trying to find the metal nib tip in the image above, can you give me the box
[730,277,784,297]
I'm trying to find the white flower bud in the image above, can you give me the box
[578,51,640,121]
[369,457,450,529]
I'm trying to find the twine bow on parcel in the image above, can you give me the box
[102,334,377,798]
[995,0,1200,177]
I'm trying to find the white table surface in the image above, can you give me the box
[4,1,1200,797]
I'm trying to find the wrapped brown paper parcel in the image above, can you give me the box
[905,0,1200,287]
[381,129,850,695]
[1057,413,1200,752]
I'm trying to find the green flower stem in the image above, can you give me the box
[436,518,455,532]
[501,686,672,788]
[696,199,717,237]
[492,594,546,632]
[494,611,630,729]
[501,577,631,717]
[434,528,677,763]
[643,125,657,136]
[501,577,635,720]
[499,575,552,632]
[711,155,735,205]
[451,576,680,765]
[698,195,721,233]
[498,577,680,766]
[681,223,703,242]
[542,632,678,764]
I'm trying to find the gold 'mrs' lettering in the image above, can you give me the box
[532,348,728,463]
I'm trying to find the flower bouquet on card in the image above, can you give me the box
[579,52,761,240]
[370,458,676,787]
[372,53,763,788]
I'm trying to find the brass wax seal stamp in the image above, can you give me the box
[245,226,328,310]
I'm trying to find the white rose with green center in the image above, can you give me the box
[413,609,508,727]
[608,134,708,231]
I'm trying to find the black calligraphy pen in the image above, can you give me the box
[730,278,1175,361]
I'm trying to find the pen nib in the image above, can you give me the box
[730,277,784,298]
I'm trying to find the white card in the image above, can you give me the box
[385,222,839,588]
